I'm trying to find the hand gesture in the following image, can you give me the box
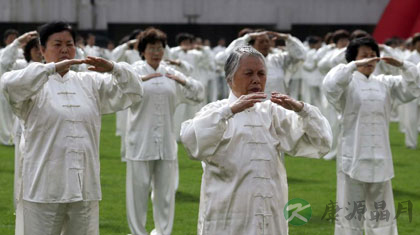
[83,56,114,73]
[355,57,380,67]
[271,92,304,112]
[267,31,289,40]
[165,59,181,66]
[166,73,186,86]
[142,73,162,81]
[381,56,403,67]
[55,59,84,74]
[17,31,38,46]
[249,31,268,39]
[230,92,267,114]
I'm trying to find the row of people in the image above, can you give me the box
[1,23,420,235]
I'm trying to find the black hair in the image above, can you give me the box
[350,29,370,41]
[37,22,75,47]
[23,38,40,62]
[175,33,194,45]
[306,35,322,45]
[412,33,420,46]
[137,27,167,59]
[3,29,19,41]
[332,29,350,44]
[345,37,380,63]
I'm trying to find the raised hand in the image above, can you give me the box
[17,31,38,46]
[355,57,380,67]
[249,31,268,39]
[165,73,186,86]
[229,92,267,114]
[142,73,162,81]
[271,92,304,112]
[164,59,181,66]
[267,31,289,41]
[55,59,84,74]
[83,56,114,73]
[381,56,403,67]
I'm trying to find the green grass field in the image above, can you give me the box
[1,114,419,235]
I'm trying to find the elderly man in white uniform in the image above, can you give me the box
[181,46,332,235]
[215,31,306,96]
[126,28,204,235]
[1,22,143,235]
[323,37,420,235]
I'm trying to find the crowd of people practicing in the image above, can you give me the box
[0,21,419,235]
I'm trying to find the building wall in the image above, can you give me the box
[0,0,389,30]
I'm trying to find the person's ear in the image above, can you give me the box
[40,45,46,57]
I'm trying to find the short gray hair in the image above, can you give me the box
[224,46,266,83]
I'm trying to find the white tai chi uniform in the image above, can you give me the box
[1,61,143,235]
[112,42,143,161]
[126,61,204,235]
[180,92,332,235]
[403,51,420,148]
[323,61,420,235]
[0,39,22,145]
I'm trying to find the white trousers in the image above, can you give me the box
[335,172,398,235]
[126,160,176,235]
[402,99,419,148]
[22,200,99,235]
[0,92,14,145]
[116,109,129,161]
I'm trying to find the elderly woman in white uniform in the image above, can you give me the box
[126,27,204,235]
[1,22,143,235]
[180,46,332,235]
[323,37,420,235]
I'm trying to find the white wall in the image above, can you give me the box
[0,0,389,30]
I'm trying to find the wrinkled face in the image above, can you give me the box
[143,41,164,69]
[253,35,270,57]
[356,45,378,76]
[30,45,43,62]
[41,31,76,63]
[229,55,267,97]
[336,38,350,49]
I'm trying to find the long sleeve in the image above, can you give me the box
[0,40,20,72]
[273,103,332,158]
[214,34,251,65]
[1,62,55,118]
[383,61,420,102]
[111,43,129,62]
[281,35,307,67]
[322,62,356,112]
[173,68,205,105]
[180,101,233,160]
[93,62,143,114]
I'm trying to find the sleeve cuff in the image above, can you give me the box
[221,105,234,120]
[345,61,357,71]
[46,62,56,75]
[296,102,310,118]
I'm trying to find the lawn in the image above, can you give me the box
[0,114,419,235]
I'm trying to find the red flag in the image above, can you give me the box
[373,0,420,43]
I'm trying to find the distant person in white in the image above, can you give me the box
[181,46,332,235]
[0,22,143,235]
[323,37,420,235]
[126,27,204,235]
